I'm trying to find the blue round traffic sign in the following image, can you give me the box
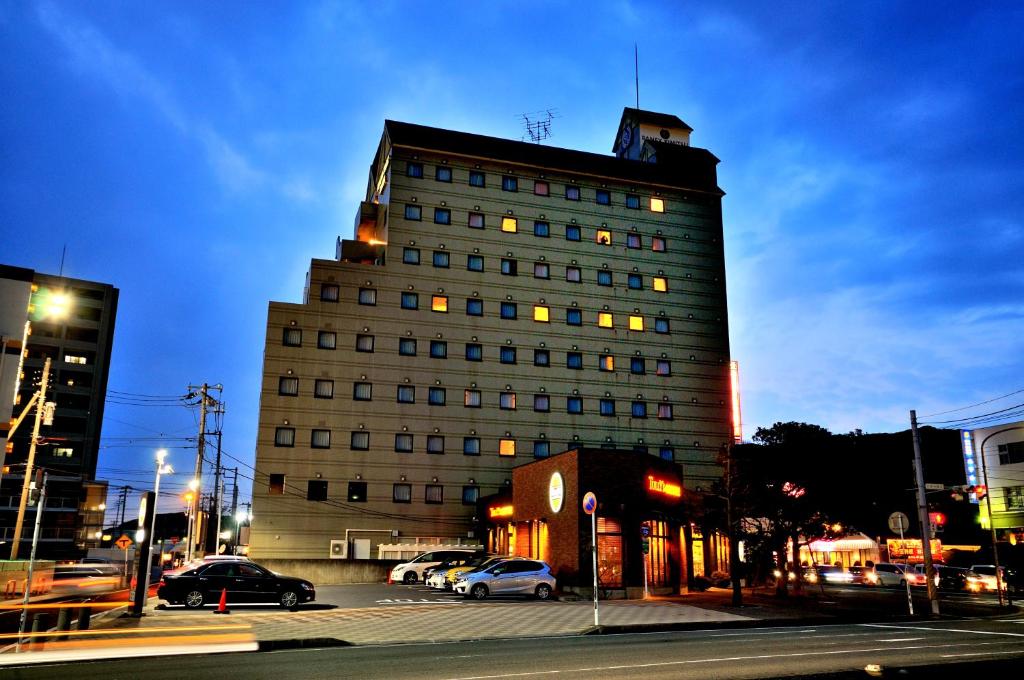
[582,492,597,515]
[641,525,650,537]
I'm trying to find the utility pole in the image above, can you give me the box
[16,471,46,652]
[213,424,224,554]
[230,467,239,518]
[185,383,221,560]
[10,358,51,560]
[725,444,742,606]
[910,410,939,616]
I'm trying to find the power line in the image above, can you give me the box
[920,401,1024,426]
[918,387,1024,419]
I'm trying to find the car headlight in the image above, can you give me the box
[301,582,314,590]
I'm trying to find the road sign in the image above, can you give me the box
[640,525,650,537]
[114,534,133,550]
[888,512,910,533]
[582,492,597,515]
[924,483,945,491]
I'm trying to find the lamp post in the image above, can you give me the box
[977,426,1023,607]
[140,450,172,606]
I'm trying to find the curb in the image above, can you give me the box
[257,638,352,651]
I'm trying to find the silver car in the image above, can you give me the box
[454,559,555,600]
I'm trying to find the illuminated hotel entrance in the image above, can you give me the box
[642,520,671,586]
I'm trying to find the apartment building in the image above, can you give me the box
[251,109,733,559]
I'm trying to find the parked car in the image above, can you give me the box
[967,564,1008,592]
[867,563,920,587]
[157,559,315,608]
[934,565,969,591]
[848,565,868,585]
[390,549,483,585]
[814,565,854,584]
[454,559,555,600]
[424,555,478,589]
[443,555,522,590]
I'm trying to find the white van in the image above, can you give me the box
[390,549,482,584]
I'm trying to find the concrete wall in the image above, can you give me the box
[256,558,401,585]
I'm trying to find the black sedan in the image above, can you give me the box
[157,560,315,609]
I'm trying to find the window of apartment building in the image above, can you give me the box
[629,315,644,331]
[655,317,670,334]
[350,431,369,450]
[433,251,450,268]
[626,194,640,209]
[320,283,339,301]
[598,312,613,328]
[464,389,482,408]
[566,309,582,326]
[352,382,372,401]
[399,338,417,355]
[463,437,481,455]
[650,197,665,213]
[462,486,479,505]
[500,392,517,410]
[435,166,452,182]
[499,439,516,456]
[404,204,422,220]
[567,352,583,369]
[533,262,550,279]
[318,331,337,349]
[314,379,334,399]
[997,442,1024,465]
[348,481,367,502]
[534,349,550,366]
[653,277,668,292]
[628,274,642,290]
[307,480,328,501]
[500,346,517,364]
[500,302,517,319]
[274,427,295,447]
[429,387,446,405]
[425,485,444,504]
[534,180,549,196]
[566,266,581,283]
[393,483,412,503]
[596,189,611,205]
[567,396,583,414]
[502,176,518,192]
[467,254,484,271]
[533,441,550,458]
[469,170,485,187]
[278,377,298,396]
[600,399,615,416]
[566,225,581,241]
[312,429,332,449]
[652,236,667,252]
[282,327,302,347]
[659,446,675,461]
[501,258,518,275]
[355,334,374,352]
[631,357,646,375]
[533,305,550,322]
[407,162,423,178]
[467,298,483,316]
[427,435,445,454]
[534,221,550,237]
[565,185,580,201]
[269,474,285,495]
[534,394,550,412]
[656,360,672,376]
[468,212,485,229]
[430,340,448,358]
[397,385,415,403]
[627,233,641,249]
[632,401,647,418]
[431,295,448,313]
[465,343,483,361]
[631,444,646,454]
[403,247,420,264]
[599,354,614,372]
[395,433,413,453]
[401,292,419,309]
[658,403,674,420]
[596,229,612,245]
[434,208,451,225]
[597,270,612,286]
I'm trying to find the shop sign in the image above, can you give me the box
[647,475,682,498]
[887,538,942,560]
[549,472,564,513]
[489,505,513,519]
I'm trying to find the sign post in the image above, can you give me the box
[582,491,598,627]
[888,512,914,616]
[641,524,650,599]
[115,534,133,586]
[130,491,155,617]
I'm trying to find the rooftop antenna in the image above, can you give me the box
[519,109,559,144]
[634,43,640,110]
[58,244,67,277]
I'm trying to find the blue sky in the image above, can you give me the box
[2,1,1023,508]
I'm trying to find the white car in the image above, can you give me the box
[967,564,1008,592]
[390,549,482,585]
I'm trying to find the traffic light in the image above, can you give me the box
[929,511,946,534]
[641,537,650,554]
[973,485,987,501]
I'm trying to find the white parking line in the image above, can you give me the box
[862,623,1024,637]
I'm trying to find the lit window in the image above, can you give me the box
[427,435,444,454]
[463,437,481,455]
[598,312,613,328]
[403,247,420,264]
[534,305,550,322]
[406,162,423,178]
[566,225,581,241]
[628,274,642,290]
[631,401,647,418]
[469,171,485,187]
[656,360,671,376]
[282,328,301,347]
[500,302,517,319]
[308,480,328,501]
[534,349,549,366]
[650,197,665,213]
[600,399,615,416]
[347,481,366,502]
[318,331,337,349]
[597,271,612,286]
[428,387,446,405]
[626,194,640,209]
[393,483,412,503]
[274,427,295,447]
[653,277,668,292]
[314,379,334,399]
[596,230,612,245]
[534,180,549,196]
[350,431,369,450]
[404,204,422,220]
[434,208,451,225]
[312,429,331,449]
[465,343,483,361]
[463,486,480,505]
[652,236,667,252]
[501,258,517,275]
[499,439,516,456]
[399,338,417,355]
[534,221,550,237]
[467,255,484,271]
[395,433,413,452]
[466,299,483,316]
[565,185,580,201]
[397,386,415,403]
[627,233,641,249]
[629,315,644,331]
[533,441,550,458]
[566,309,582,325]
[425,485,443,504]
[320,284,339,302]
[431,295,449,313]
[566,352,583,369]
[464,390,482,407]
[566,267,581,283]
[631,357,645,374]
[500,392,516,410]
[658,403,674,420]
[502,176,518,192]
[433,251,450,268]
[269,474,285,495]
[355,334,374,352]
[596,189,611,205]
[401,292,419,309]
[501,217,518,233]
[468,212,485,229]
[500,346,517,364]
[534,262,549,279]
[659,447,674,461]
[655,317,670,334]
[534,394,550,412]
[430,340,447,358]
[599,355,614,372]
[436,166,452,182]
[278,377,298,396]
[567,396,583,414]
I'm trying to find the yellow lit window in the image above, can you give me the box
[533,305,550,322]
[629,315,644,331]
[653,277,668,292]
[650,197,665,213]
[431,295,448,312]
[598,312,613,328]
[596,230,612,245]
[499,439,516,456]
[600,355,614,371]
[501,217,518,233]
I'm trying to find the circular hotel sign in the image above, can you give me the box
[548,472,565,513]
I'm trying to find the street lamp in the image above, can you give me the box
[142,449,172,601]
[234,507,252,555]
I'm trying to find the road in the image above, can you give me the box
[6,616,1024,679]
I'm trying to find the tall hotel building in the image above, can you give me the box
[252,109,733,560]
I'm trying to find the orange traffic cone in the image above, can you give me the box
[213,588,230,615]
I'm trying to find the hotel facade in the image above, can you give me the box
[251,109,735,565]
